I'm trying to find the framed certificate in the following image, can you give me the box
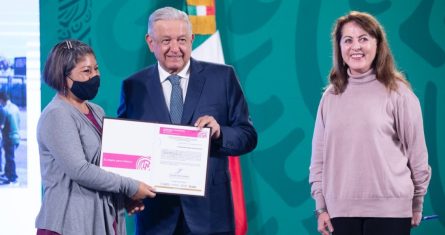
[100,117,211,196]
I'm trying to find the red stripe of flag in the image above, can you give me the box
[229,156,247,235]
[206,5,215,15]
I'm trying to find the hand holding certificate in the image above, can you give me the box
[100,118,210,196]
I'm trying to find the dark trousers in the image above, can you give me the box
[173,208,234,235]
[3,143,18,181]
[331,217,411,235]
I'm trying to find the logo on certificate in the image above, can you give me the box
[136,156,151,171]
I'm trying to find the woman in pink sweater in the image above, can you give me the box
[309,11,431,235]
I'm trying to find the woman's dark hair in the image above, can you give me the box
[42,40,95,92]
[329,11,409,94]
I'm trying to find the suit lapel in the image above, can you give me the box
[146,66,171,122]
[182,59,205,124]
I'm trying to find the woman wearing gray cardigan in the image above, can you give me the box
[35,40,156,235]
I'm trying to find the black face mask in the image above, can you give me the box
[69,75,100,100]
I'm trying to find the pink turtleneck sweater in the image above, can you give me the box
[309,69,431,218]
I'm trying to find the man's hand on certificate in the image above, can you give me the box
[131,182,156,200]
[195,115,220,139]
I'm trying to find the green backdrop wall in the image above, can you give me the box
[40,0,445,234]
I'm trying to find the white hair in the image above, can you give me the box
[147,7,192,35]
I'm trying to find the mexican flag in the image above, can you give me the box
[185,1,247,235]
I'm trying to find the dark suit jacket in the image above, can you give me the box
[118,58,257,235]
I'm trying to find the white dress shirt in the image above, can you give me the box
[157,61,190,111]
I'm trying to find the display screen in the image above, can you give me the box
[0,0,41,233]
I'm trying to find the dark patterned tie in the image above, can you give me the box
[167,74,183,124]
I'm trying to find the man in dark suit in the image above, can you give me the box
[117,7,257,235]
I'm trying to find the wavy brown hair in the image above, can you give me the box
[329,11,409,94]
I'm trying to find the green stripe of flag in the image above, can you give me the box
[187,5,197,15]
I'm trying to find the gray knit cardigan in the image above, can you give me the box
[35,95,139,235]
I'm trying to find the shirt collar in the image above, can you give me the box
[158,61,191,83]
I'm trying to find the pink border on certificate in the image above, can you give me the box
[102,152,151,170]
[159,127,207,138]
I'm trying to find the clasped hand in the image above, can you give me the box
[127,182,156,215]
[317,212,334,235]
